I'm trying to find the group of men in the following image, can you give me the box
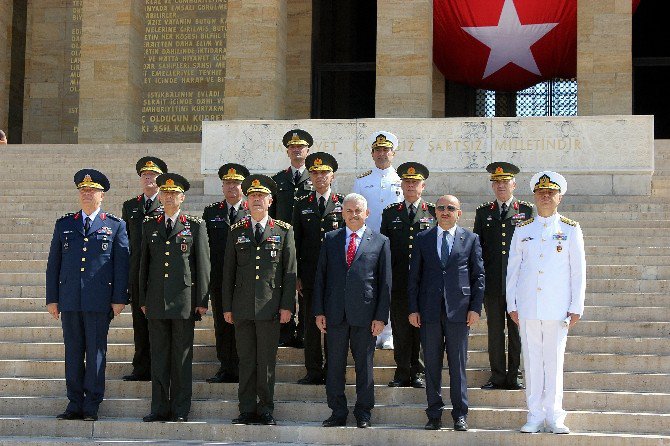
[45,128,585,434]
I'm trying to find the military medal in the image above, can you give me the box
[181,243,188,252]
[102,243,108,251]
[556,244,563,252]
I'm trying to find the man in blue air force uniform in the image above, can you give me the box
[46,169,130,421]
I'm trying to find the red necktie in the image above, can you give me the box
[346,232,358,268]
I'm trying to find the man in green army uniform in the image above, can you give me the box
[223,174,297,426]
[473,162,533,390]
[121,156,167,382]
[270,129,314,347]
[202,163,250,384]
[292,152,345,385]
[139,173,210,422]
[380,162,435,389]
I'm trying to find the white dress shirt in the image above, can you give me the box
[344,225,367,257]
[436,224,457,260]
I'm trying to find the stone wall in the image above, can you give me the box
[577,0,632,115]
[375,0,433,118]
[285,0,311,119]
[0,0,12,132]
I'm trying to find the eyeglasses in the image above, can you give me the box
[436,205,460,212]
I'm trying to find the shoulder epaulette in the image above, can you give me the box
[57,212,75,221]
[274,219,292,230]
[477,201,494,210]
[205,201,224,209]
[144,214,160,222]
[185,215,203,223]
[560,216,578,227]
[518,200,534,208]
[517,217,534,227]
[357,170,372,179]
[230,218,249,230]
[104,213,121,221]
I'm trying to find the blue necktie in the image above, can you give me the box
[441,231,450,267]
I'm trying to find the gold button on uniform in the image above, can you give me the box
[255,275,259,280]
[81,258,86,262]
[410,227,414,231]
[165,262,169,267]
[539,270,544,274]
[256,266,260,270]
[165,252,169,255]
[502,242,506,246]
[502,232,506,236]
[84,238,88,242]
[409,236,414,240]
[537,287,542,291]
[165,273,169,278]
[256,256,260,260]
[80,268,85,272]
[501,224,506,228]
[82,247,87,252]
[502,250,506,255]
[166,241,170,245]
[257,247,260,251]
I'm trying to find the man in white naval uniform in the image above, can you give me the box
[353,131,403,349]
[506,171,586,435]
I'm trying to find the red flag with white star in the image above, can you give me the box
[434,0,576,91]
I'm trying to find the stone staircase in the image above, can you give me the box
[0,142,668,445]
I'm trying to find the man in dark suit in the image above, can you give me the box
[408,194,485,432]
[46,169,130,421]
[222,175,297,426]
[380,162,435,389]
[292,152,345,385]
[473,162,533,390]
[313,193,392,429]
[270,129,314,347]
[203,163,250,384]
[121,156,167,382]
[139,173,210,423]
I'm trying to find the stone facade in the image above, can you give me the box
[0,0,11,132]
[223,0,287,119]
[285,0,312,119]
[77,0,143,143]
[577,0,632,115]
[432,64,445,118]
[375,0,433,118]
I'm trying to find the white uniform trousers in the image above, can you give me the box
[519,319,568,426]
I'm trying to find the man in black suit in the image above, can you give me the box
[313,193,392,429]
[408,194,485,432]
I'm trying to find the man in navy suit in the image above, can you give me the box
[46,169,130,421]
[408,194,484,431]
[313,193,391,428]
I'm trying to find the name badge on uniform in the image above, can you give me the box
[181,243,188,252]
[301,209,315,214]
[102,243,108,251]
[236,236,251,244]
[267,235,281,243]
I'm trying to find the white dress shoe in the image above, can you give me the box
[520,421,544,433]
[381,338,394,350]
[549,423,570,434]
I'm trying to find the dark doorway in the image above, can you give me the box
[633,1,669,138]
[7,0,27,143]
[311,0,376,118]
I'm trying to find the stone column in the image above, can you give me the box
[577,0,632,115]
[0,0,12,132]
[224,0,287,119]
[375,0,433,118]
[77,0,143,143]
[285,0,312,119]
[432,64,445,118]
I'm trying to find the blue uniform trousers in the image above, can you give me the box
[61,310,111,416]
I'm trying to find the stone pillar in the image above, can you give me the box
[285,0,312,119]
[375,0,432,118]
[0,0,11,132]
[432,64,445,118]
[224,0,287,119]
[577,0,632,115]
[78,0,143,143]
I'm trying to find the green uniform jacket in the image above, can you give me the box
[473,199,534,297]
[121,194,162,290]
[380,200,436,306]
[222,217,297,320]
[269,167,313,224]
[138,213,210,319]
[202,200,249,301]
[292,191,345,290]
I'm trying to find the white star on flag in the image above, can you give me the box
[462,0,558,79]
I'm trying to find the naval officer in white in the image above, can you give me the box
[353,130,403,349]
[506,171,586,434]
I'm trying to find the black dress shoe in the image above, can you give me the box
[356,419,371,428]
[507,381,525,390]
[123,373,151,382]
[143,413,168,422]
[297,375,325,385]
[232,412,258,425]
[454,416,468,431]
[425,418,442,430]
[411,377,426,388]
[388,378,411,387]
[172,416,188,422]
[56,411,82,420]
[206,371,225,383]
[82,413,98,421]
[259,413,276,425]
[322,415,347,427]
[481,381,506,390]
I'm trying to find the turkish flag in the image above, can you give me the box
[434,0,576,92]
